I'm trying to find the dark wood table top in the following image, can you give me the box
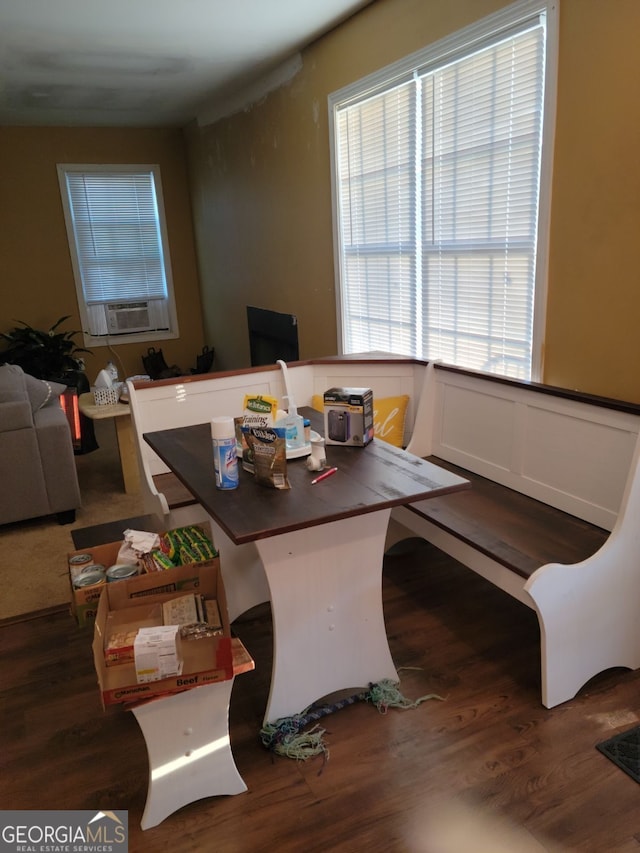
[143,408,470,545]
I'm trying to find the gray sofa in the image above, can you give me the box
[0,364,81,525]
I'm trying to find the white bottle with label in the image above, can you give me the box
[211,416,239,490]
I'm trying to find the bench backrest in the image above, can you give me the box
[127,357,425,482]
[127,365,306,478]
[308,358,424,447]
[411,364,640,530]
[128,355,640,530]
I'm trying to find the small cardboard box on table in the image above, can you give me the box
[92,557,234,708]
[323,386,374,447]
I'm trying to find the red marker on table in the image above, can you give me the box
[311,466,338,485]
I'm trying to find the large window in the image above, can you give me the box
[57,164,178,347]
[329,0,557,380]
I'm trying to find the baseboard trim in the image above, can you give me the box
[0,603,70,627]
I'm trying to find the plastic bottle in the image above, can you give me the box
[211,416,239,490]
[281,394,305,451]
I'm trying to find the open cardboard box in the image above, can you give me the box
[92,557,237,707]
[68,522,218,626]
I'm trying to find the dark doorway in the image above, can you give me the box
[247,306,299,366]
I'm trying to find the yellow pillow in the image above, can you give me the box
[373,395,410,447]
[310,393,409,448]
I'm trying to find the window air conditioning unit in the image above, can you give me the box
[106,302,153,334]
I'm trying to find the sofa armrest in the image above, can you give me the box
[0,400,34,431]
[34,404,81,514]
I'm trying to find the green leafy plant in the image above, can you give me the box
[0,316,92,382]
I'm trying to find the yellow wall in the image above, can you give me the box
[544,0,640,399]
[185,0,640,402]
[3,1,638,400]
[0,127,204,380]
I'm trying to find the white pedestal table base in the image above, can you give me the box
[131,678,246,830]
[256,508,398,725]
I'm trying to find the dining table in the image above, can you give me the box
[144,408,470,724]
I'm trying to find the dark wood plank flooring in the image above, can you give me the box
[2,540,640,852]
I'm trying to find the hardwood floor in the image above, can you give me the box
[3,540,640,852]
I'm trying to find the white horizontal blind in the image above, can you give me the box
[332,4,549,380]
[63,169,168,305]
[336,80,418,355]
[421,24,544,376]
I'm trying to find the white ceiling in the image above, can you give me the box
[0,0,372,128]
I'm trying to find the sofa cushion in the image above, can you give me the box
[23,373,67,413]
[0,363,65,412]
[0,363,27,403]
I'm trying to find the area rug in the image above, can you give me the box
[596,725,640,784]
[0,418,145,621]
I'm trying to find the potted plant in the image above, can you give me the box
[0,316,91,383]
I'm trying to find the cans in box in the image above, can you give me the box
[68,541,125,627]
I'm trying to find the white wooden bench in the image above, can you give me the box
[127,356,640,709]
[389,361,640,708]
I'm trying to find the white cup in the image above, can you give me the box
[306,437,326,472]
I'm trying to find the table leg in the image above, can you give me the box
[131,680,246,830]
[207,519,270,622]
[256,508,398,725]
[114,415,140,494]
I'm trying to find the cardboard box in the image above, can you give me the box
[92,557,234,707]
[104,595,222,666]
[68,522,217,626]
[323,387,374,446]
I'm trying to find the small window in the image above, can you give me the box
[57,164,179,347]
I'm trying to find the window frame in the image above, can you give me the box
[57,162,179,349]
[328,0,558,381]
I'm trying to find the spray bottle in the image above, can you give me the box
[211,416,239,489]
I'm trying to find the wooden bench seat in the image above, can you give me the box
[389,361,640,709]
[152,472,197,510]
[410,457,609,580]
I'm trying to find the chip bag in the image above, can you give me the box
[242,425,290,489]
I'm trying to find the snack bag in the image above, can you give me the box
[242,426,290,489]
[242,394,278,428]
[239,394,279,472]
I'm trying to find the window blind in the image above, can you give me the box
[333,6,549,380]
[64,170,168,305]
[337,80,418,355]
